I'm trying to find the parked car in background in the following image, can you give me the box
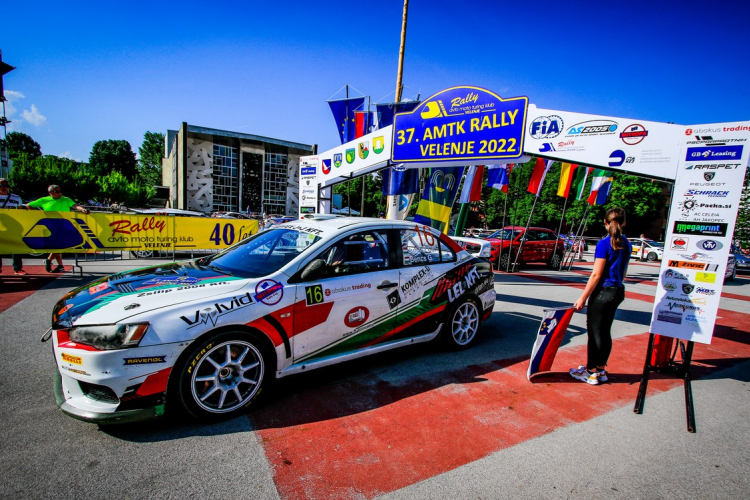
[726,254,737,281]
[484,226,565,270]
[630,238,664,261]
[451,236,492,259]
[211,211,254,219]
[127,209,209,259]
[731,245,750,273]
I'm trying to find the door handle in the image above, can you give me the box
[377,281,398,290]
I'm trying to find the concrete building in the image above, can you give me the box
[162,123,315,215]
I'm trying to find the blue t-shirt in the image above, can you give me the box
[594,235,631,288]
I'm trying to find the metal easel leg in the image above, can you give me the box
[681,341,696,433]
[634,333,656,415]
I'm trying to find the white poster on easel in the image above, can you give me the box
[649,121,750,344]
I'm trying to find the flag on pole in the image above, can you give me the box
[527,307,576,380]
[414,166,465,233]
[487,164,514,193]
[386,193,414,220]
[375,101,421,129]
[458,165,485,204]
[354,110,373,138]
[527,159,553,196]
[382,166,419,196]
[328,97,366,144]
[587,169,614,205]
[557,163,579,197]
[570,166,593,200]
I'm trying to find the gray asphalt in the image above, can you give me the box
[0,255,748,499]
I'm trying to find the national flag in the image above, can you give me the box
[414,166,465,233]
[328,97,365,144]
[587,169,614,205]
[458,165,485,204]
[527,307,576,380]
[557,163,579,198]
[487,164,514,193]
[386,193,414,220]
[375,101,421,129]
[527,158,553,196]
[382,165,419,196]
[569,166,592,200]
[354,110,373,138]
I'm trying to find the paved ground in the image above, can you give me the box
[0,254,748,499]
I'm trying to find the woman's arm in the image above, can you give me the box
[573,257,606,310]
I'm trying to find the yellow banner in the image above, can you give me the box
[0,210,258,253]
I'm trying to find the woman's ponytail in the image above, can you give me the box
[605,207,626,250]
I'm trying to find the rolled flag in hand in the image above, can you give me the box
[528,306,575,381]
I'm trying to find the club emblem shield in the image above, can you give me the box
[345,148,356,164]
[358,141,369,160]
[373,136,384,154]
[322,159,331,175]
[333,153,342,168]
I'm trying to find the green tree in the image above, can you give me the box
[137,131,165,187]
[88,139,137,180]
[97,170,154,207]
[8,154,97,203]
[333,173,382,216]
[6,131,42,160]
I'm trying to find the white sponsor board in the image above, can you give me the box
[299,156,318,214]
[315,126,393,187]
[524,105,683,180]
[649,121,750,344]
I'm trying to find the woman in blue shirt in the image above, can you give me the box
[571,207,631,385]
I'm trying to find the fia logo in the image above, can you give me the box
[529,115,563,139]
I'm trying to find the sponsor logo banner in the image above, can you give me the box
[672,221,728,237]
[61,353,83,365]
[124,356,166,365]
[685,145,743,161]
[0,212,257,254]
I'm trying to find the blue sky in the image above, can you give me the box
[3,0,749,162]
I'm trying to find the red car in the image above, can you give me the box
[485,226,566,270]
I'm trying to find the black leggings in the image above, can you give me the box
[586,286,625,369]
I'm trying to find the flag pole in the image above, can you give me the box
[562,205,587,269]
[497,188,508,270]
[555,196,569,260]
[567,206,591,271]
[507,166,521,271]
[512,194,539,272]
[454,200,470,236]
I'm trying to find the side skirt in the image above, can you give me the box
[276,325,443,379]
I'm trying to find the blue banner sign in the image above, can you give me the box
[391,86,528,163]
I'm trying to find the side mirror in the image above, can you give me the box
[300,258,326,281]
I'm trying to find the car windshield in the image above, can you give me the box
[488,229,522,240]
[201,228,321,278]
[645,241,664,248]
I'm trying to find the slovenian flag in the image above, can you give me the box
[528,307,576,380]
[414,166,465,233]
[527,158,553,197]
[458,165,485,204]
[587,169,614,205]
[487,164,514,193]
[557,163,579,198]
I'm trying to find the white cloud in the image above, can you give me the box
[22,104,47,127]
[3,90,24,128]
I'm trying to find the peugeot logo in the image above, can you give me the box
[704,172,715,181]
[682,284,695,294]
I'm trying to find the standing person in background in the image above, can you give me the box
[0,178,28,275]
[26,184,90,273]
[639,233,646,261]
[570,207,632,385]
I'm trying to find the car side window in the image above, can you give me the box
[524,231,538,241]
[400,228,455,265]
[319,230,389,276]
[536,231,551,241]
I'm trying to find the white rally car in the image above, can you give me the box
[49,216,496,423]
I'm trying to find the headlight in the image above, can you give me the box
[68,323,149,350]
[480,246,491,258]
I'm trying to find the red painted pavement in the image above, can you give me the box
[252,271,750,499]
[0,265,66,314]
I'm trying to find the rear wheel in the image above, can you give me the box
[647,252,658,262]
[548,252,562,270]
[131,250,154,259]
[442,298,481,349]
[498,252,512,271]
[175,331,270,420]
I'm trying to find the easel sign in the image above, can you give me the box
[635,121,750,432]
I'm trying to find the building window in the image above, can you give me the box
[263,153,288,215]
[213,144,238,212]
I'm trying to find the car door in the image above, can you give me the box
[520,230,539,262]
[395,225,459,339]
[292,228,398,363]
[536,230,555,261]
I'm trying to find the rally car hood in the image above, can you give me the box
[52,261,249,328]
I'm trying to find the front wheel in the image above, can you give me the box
[442,299,481,349]
[131,250,154,259]
[647,252,658,262]
[175,332,270,420]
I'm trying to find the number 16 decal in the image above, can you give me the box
[305,284,324,306]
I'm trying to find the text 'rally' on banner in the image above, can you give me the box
[0,210,258,253]
[391,86,528,164]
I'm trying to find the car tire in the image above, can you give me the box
[728,265,736,281]
[130,250,154,259]
[498,253,512,271]
[547,252,562,270]
[647,252,658,262]
[174,331,271,421]
[442,298,481,349]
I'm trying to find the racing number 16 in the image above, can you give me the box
[305,285,324,306]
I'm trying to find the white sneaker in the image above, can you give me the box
[597,369,608,382]
[570,365,600,385]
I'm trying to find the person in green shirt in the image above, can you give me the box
[26,184,90,273]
